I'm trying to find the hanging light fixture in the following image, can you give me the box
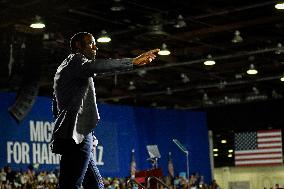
[110,0,125,11]
[128,81,136,90]
[275,2,284,9]
[202,93,209,101]
[180,73,190,83]
[166,87,172,95]
[30,15,45,29]
[137,69,147,77]
[97,30,111,43]
[275,43,284,54]
[174,15,187,28]
[246,64,258,75]
[158,43,171,56]
[272,90,282,99]
[231,30,243,43]
[203,54,216,66]
[280,74,284,82]
[252,86,259,95]
[202,92,214,105]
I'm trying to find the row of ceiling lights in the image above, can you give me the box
[204,52,284,81]
[29,1,284,28]
[28,2,284,57]
[94,30,172,56]
[94,29,242,56]
[28,3,284,82]
[29,17,172,56]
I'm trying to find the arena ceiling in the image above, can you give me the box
[1,0,284,167]
[0,0,284,110]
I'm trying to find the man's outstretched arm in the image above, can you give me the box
[75,49,160,77]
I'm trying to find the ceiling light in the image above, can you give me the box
[252,86,259,95]
[110,0,125,11]
[214,154,218,157]
[202,93,209,101]
[231,30,243,43]
[151,102,157,107]
[246,94,268,101]
[235,74,243,79]
[275,43,284,54]
[213,148,218,152]
[246,64,258,75]
[203,54,215,66]
[281,75,284,82]
[228,154,233,158]
[272,90,282,99]
[202,93,214,105]
[97,30,111,43]
[174,15,187,28]
[218,81,227,89]
[275,3,284,9]
[221,139,227,144]
[218,96,241,104]
[180,73,190,83]
[128,81,136,90]
[228,149,234,153]
[30,15,45,29]
[166,87,172,95]
[158,43,171,56]
[137,69,147,77]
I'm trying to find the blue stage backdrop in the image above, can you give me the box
[0,92,212,182]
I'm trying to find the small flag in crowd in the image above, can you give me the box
[234,129,283,166]
[168,152,174,177]
[130,149,136,178]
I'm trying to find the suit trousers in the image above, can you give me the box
[58,133,104,189]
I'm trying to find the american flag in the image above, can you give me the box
[168,152,174,178]
[234,129,283,166]
[130,149,136,178]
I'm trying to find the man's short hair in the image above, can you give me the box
[70,32,92,52]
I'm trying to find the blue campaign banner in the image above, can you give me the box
[0,92,212,183]
[0,93,60,171]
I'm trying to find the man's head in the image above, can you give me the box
[70,32,98,60]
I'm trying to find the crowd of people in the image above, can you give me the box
[0,165,211,189]
[0,165,58,189]
[0,165,217,189]
[0,165,281,189]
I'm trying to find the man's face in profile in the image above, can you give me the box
[79,34,98,60]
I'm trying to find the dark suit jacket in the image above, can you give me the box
[51,53,133,154]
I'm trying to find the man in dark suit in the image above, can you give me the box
[51,32,159,189]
